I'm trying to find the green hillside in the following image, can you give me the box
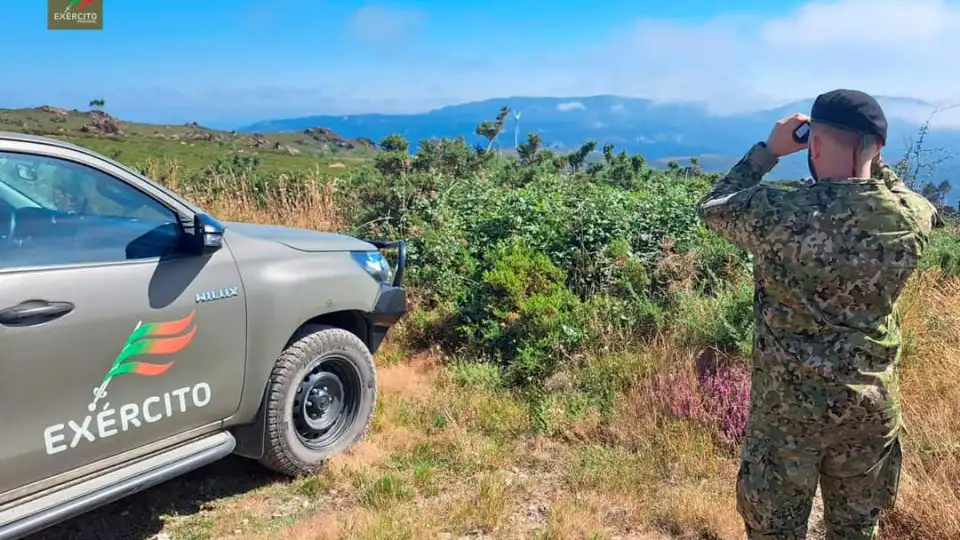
[0,105,374,176]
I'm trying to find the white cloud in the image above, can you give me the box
[557,101,586,111]
[592,0,960,124]
[347,4,423,43]
[344,0,960,126]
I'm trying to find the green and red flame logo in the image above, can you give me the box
[65,0,95,11]
[88,310,198,411]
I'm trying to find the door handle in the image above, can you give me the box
[0,300,74,326]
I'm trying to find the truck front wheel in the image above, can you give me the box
[259,325,377,476]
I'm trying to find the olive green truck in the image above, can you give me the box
[0,132,407,539]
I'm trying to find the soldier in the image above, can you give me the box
[696,89,941,539]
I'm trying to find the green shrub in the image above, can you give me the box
[674,278,755,357]
[920,225,960,276]
[458,241,586,384]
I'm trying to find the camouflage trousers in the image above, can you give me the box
[735,421,902,539]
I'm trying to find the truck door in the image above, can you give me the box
[0,142,246,501]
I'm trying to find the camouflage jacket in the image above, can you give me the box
[697,142,940,429]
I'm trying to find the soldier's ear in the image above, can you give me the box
[811,134,822,158]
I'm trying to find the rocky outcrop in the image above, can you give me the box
[80,110,124,136]
[39,105,68,116]
[187,131,227,142]
[302,127,375,150]
[355,137,376,150]
[251,134,268,148]
[273,142,300,155]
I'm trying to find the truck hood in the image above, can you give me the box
[223,221,375,252]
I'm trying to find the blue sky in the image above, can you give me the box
[5,0,960,125]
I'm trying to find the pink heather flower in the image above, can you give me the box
[647,362,750,445]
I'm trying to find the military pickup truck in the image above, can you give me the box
[0,132,407,539]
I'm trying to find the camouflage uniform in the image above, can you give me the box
[696,142,940,539]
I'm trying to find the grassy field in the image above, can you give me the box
[0,106,373,177]
[16,107,960,540]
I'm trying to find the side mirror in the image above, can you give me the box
[193,213,224,254]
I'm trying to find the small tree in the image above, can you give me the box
[602,143,615,164]
[88,98,105,111]
[688,157,702,176]
[373,133,414,237]
[375,133,411,177]
[475,106,510,154]
[516,132,543,166]
[567,141,597,173]
[919,179,952,208]
[896,103,959,190]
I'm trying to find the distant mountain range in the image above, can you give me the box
[238,95,960,204]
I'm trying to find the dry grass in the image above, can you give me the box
[142,158,348,233]
[34,163,960,540]
[880,269,960,539]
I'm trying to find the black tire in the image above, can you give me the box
[259,325,377,476]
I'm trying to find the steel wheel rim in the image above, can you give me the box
[292,355,362,450]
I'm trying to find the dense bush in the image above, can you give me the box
[338,111,960,398]
[340,119,757,388]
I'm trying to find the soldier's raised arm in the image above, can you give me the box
[696,113,810,256]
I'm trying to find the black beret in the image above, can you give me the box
[811,89,888,144]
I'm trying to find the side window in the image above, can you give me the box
[0,151,187,269]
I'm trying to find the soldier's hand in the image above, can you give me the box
[765,113,810,157]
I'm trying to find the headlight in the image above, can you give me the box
[351,251,392,283]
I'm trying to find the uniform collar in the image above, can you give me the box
[810,176,879,184]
